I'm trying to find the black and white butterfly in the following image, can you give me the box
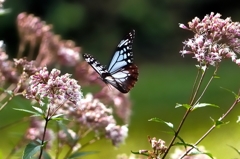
[83,30,138,93]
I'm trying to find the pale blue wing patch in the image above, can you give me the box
[107,30,135,73]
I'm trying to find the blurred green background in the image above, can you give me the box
[1,0,240,158]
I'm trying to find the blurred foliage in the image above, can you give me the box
[1,0,240,62]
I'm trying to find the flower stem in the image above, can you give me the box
[38,107,51,159]
[180,88,240,158]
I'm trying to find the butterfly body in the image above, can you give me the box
[83,30,138,93]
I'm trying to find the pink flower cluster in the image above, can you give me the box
[26,67,82,106]
[180,12,240,66]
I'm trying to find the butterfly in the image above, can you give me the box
[83,30,138,93]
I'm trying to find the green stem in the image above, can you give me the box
[180,89,240,158]
[38,107,51,159]
[162,66,208,159]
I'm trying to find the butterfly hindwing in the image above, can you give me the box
[109,64,138,93]
[83,30,138,93]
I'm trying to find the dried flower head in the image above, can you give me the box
[148,137,167,153]
[137,136,167,159]
[180,12,240,66]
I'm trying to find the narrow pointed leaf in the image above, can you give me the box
[210,117,229,128]
[188,151,214,159]
[22,142,41,159]
[148,118,174,129]
[32,106,43,114]
[173,142,195,148]
[192,103,219,110]
[43,151,51,159]
[175,103,191,109]
[227,145,240,155]
[13,108,42,116]
[51,114,68,121]
[220,87,239,99]
[213,75,220,78]
[175,135,187,148]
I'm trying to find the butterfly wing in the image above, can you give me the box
[104,30,138,93]
[83,53,108,76]
[107,30,135,74]
[104,64,138,93]
[83,30,138,93]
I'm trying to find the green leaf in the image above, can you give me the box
[210,117,229,128]
[173,144,214,159]
[51,114,68,121]
[220,87,239,100]
[228,144,240,155]
[13,108,43,117]
[32,106,44,114]
[175,136,187,148]
[192,103,219,110]
[188,151,214,159]
[175,103,191,109]
[213,75,220,78]
[42,151,51,159]
[69,151,98,158]
[173,142,195,148]
[148,118,174,129]
[22,142,41,159]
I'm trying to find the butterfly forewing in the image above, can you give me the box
[83,30,138,93]
[83,54,108,75]
[107,30,135,73]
